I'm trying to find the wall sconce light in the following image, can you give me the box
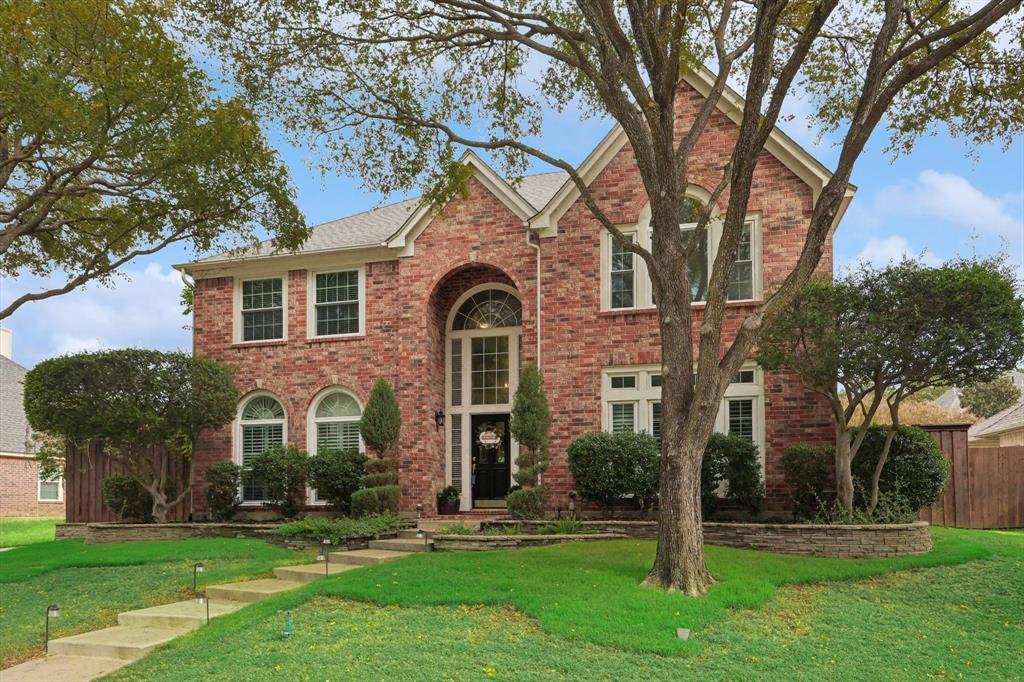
[45,605,60,652]
[416,503,423,519]
[434,410,445,430]
[193,561,205,592]
[568,492,577,519]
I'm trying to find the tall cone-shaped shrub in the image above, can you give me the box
[508,363,551,518]
[354,379,402,516]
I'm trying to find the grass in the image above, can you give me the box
[0,538,313,667]
[0,517,63,548]
[102,527,1021,682]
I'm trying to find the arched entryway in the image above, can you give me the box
[445,284,522,510]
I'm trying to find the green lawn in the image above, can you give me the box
[0,517,63,548]
[0,538,313,667]
[106,528,1023,681]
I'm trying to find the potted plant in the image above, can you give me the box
[437,486,460,515]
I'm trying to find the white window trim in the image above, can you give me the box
[600,363,766,469]
[305,387,364,506]
[306,267,366,340]
[234,275,289,344]
[599,206,763,312]
[37,473,63,502]
[235,391,287,506]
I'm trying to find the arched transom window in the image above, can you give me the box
[239,394,285,502]
[313,391,362,454]
[452,289,522,330]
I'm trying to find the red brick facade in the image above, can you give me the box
[0,455,64,517]
[189,81,835,517]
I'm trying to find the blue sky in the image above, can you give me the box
[2,95,1022,368]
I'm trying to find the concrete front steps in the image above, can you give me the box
[47,625,182,661]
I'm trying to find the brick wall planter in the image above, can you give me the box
[481,520,933,558]
[55,522,88,539]
[433,532,627,551]
[263,534,396,551]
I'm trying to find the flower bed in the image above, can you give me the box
[432,532,627,552]
[81,522,279,544]
[480,520,933,558]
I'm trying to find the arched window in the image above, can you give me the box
[239,394,285,502]
[452,289,522,330]
[312,391,362,454]
[679,196,709,302]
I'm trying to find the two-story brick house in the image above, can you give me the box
[180,70,855,517]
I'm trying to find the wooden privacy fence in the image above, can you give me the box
[64,442,189,523]
[919,425,1024,529]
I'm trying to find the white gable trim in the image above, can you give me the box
[385,150,535,256]
[528,67,856,235]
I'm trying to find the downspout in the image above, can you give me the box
[179,270,196,521]
[525,228,541,369]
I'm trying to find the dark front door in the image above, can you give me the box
[471,414,511,502]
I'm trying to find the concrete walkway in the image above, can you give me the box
[1,533,429,682]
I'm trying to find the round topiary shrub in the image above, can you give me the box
[782,443,833,520]
[205,460,243,521]
[506,485,548,520]
[851,425,949,512]
[567,432,659,509]
[249,445,310,519]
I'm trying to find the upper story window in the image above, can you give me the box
[240,277,284,342]
[601,195,761,311]
[314,270,361,336]
[238,394,285,502]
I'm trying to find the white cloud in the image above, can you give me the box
[876,170,1023,239]
[842,235,943,271]
[1,260,190,367]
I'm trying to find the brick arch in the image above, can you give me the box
[428,262,519,329]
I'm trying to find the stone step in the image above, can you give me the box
[47,625,181,661]
[0,654,127,682]
[272,562,360,583]
[398,529,434,540]
[328,548,411,565]
[206,578,302,603]
[369,537,432,552]
[117,599,243,630]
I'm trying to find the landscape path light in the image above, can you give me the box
[44,604,60,652]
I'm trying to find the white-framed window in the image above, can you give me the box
[38,471,62,502]
[237,393,286,503]
[307,389,363,504]
[600,196,761,311]
[236,276,287,342]
[309,268,365,338]
[601,364,765,460]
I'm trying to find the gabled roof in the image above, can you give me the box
[969,400,1024,441]
[529,67,856,234]
[0,355,32,455]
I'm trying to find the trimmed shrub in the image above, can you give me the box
[567,432,659,509]
[360,379,401,456]
[102,475,155,522]
[361,470,398,488]
[307,449,366,515]
[851,425,949,512]
[507,485,548,520]
[269,513,401,544]
[510,363,551,488]
[713,434,765,512]
[204,461,242,521]
[782,444,833,520]
[351,485,401,517]
[249,445,310,519]
[538,519,586,535]
[365,458,393,474]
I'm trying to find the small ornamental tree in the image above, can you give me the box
[24,349,238,522]
[960,376,1022,419]
[760,257,1024,515]
[359,379,401,457]
[508,364,552,518]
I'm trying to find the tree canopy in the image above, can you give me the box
[0,0,309,319]
[24,348,239,521]
[182,0,1023,595]
[759,257,1024,513]
[960,375,1022,418]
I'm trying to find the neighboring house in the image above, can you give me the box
[969,401,1024,446]
[178,70,855,517]
[0,329,64,517]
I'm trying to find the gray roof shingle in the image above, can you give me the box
[0,355,31,455]
[969,400,1024,440]
[194,171,569,265]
